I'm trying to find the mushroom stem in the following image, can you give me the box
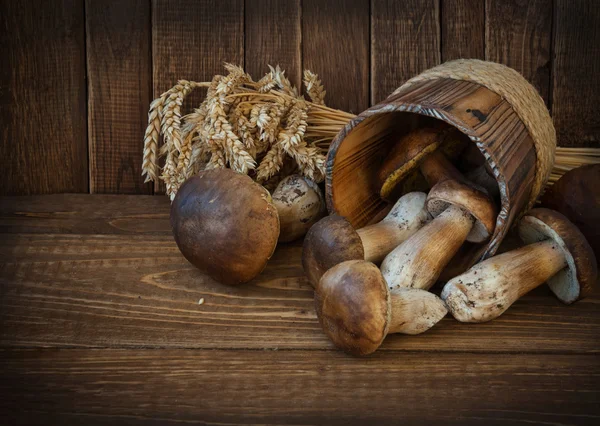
[442,240,567,323]
[381,204,474,290]
[357,222,420,263]
[388,288,448,334]
[419,150,464,187]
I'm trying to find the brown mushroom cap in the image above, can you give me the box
[171,169,280,286]
[315,260,390,356]
[540,164,600,261]
[426,179,497,243]
[518,208,597,303]
[302,215,364,288]
[378,127,467,200]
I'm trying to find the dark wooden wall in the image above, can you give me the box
[1,0,598,195]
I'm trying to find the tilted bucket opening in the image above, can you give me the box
[326,102,518,264]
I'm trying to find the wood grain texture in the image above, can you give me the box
[552,0,600,147]
[2,349,599,425]
[151,0,244,192]
[245,0,301,88]
[86,0,152,195]
[441,0,485,61]
[371,0,441,104]
[485,0,552,104]
[1,195,599,353]
[302,0,369,114]
[0,0,87,195]
[0,194,170,235]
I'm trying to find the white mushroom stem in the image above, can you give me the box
[355,192,431,264]
[381,204,474,290]
[389,288,448,334]
[441,240,567,323]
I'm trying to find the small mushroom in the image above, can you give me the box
[302,192,431,287]
[381,178,497,291]
[378,128,467,200]
[171,169,280,286]
[540,164,600,261]
[271,174,326,242]
[379,127,496,201]
[315,260,448,356]
[441,208,598,323]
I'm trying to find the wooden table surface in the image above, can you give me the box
[1,194,599,425]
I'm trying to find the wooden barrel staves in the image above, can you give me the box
[326,59,556,266]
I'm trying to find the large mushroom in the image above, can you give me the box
[441,208,597,323]
[315,260,448,356]
[171,168,280,286]
[381,174,497,291]
[302,192,431,287]
[540,164,600,261]
[271,174,326,242]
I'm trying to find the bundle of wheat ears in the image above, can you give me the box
[142,63,599,200]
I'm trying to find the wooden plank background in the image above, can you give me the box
[1,0,598,195]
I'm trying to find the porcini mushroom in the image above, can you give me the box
[540,164,600,261]
[441,208,597,323]
[381,178,497,291]
[379,127,496,201]
[302,192,431,287]
[378,127,467,200]
[271,174,326,242]
[315,260,448,356]
[171,168,280,286]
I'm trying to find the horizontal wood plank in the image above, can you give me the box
[1,195,599,353]
[0,195,171,234]
[1,349,599,425]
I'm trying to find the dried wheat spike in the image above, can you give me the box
[256,142,285,182]
[142,97,165,182]
[303,70,326,105]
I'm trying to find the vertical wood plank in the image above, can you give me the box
[152,0,244,193]
[0,0,87,195]
[486,0,552,104]
[371,0,441,104]
[441,0,485,61]
[86,0,152,194]
[245,0,301,88]
[552,0,600,147]
[303,0,369,114]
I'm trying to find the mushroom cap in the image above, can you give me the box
[302,215,364,288]
[315,260,390,356]
[518,208,597,304]
[540,164,600,261]
[171,169,280,286]
[426,179,497,243]
[378,127,467,200]
[272,174,326,243]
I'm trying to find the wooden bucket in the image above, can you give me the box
[326,59,556,266]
